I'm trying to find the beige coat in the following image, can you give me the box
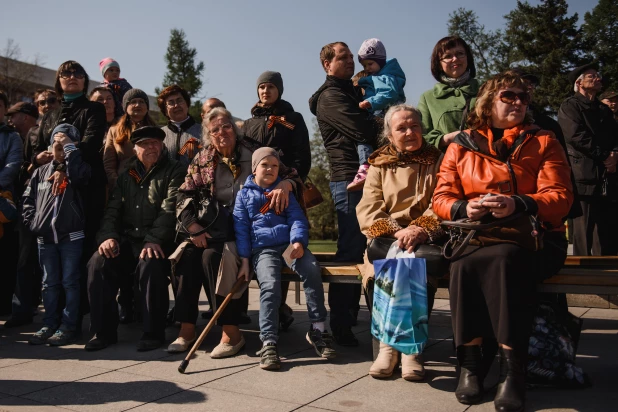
[103,125,134,190]
[356,148,443,284]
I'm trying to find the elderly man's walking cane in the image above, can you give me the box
[178,277,246,374]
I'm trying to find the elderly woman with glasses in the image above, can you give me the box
[158,85,202,166]
[418,36,479,151]
[432,71,573,411]
[168,107,302,355]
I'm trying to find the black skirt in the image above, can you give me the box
[449,235,566,354]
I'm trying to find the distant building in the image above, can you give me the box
[0,56,159,113]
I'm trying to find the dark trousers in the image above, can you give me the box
[572,197,618,255]
[0,223,19,314]
[11,221,43,319]
[87,242,170,337]
[173,243,244,326]
[329,181,366,329]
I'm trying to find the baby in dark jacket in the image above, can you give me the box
[233,147,335,370]
[22,124,91,346]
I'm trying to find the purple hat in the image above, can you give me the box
[358,38,387,63]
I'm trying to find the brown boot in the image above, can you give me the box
[369,342,399,379]
[401,353,426,381]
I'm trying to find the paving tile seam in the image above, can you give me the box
[291,373,369,411]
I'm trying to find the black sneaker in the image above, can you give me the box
[332,326,359,347]
[257,343,281,370]
[306,327,337,359]
[48,329,77,346]
[29,326,56,345]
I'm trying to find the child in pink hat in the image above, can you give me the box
[99,57,133,117]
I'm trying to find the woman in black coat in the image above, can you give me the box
[241,71,311,329]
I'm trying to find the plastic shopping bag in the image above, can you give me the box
[371,245,428,355]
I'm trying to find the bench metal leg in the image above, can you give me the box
[295,281,301,305]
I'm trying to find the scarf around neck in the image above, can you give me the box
[368,141,441,169]
[440,69,471,88]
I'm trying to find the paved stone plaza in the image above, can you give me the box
[1,286,617,411]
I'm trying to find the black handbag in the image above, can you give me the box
[366,237,449,277]
[177,191,234,243]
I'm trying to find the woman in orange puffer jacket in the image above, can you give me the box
[432,71,573,412]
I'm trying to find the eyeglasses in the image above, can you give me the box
[498,90,531,105]
[209,123,233,136]
[165,98,186,108]
[129,98,146,106]
[59,70,86,80]
[36,97,58,107]
[440,51,467,62]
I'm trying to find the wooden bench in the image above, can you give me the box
[282,254,618,304]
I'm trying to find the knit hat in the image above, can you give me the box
[252,147,279,173]
[256,71,284,99]
[358,38,387,64]
[99,57,120,77]
[130,126,165,145]
[122,88,149,111]
[51,124,81,144]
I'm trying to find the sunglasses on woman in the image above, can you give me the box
[498,90,531,105]
[60,70,86,80]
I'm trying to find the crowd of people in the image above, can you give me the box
[0,35,617,412]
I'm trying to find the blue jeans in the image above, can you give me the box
[253,245,327,343]
[39,240,84,331]
[329,181,366,328]
[356,143,373,165]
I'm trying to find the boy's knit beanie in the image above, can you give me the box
[252,147,280,173]
[51,123,81,144]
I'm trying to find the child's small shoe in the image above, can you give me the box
[29,327,56,345]
[347,163,370,192]
[48,329,77,346]
[306,326,337,359]
[257,342,281,370]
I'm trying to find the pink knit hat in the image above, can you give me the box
[99,57,120,77]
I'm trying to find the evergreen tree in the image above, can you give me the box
[156,29,205,99]
[503,0,584,114]
[307,118,337,240]
[447,8,507,82]
[582,0,618,91]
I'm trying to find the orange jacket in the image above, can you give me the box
[432,125,573,231]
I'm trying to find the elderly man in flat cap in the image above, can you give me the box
[558,62,618,255]
[600,90,618,121]
[86,126,185,352]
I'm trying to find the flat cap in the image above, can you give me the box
[130,126,166,145]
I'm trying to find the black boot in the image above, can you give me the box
[455,345,483,405]
[494,348,526,412]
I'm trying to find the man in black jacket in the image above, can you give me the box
[309,42,381,345]
[558,62,618,255]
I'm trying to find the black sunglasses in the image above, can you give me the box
[498,90,530,105]
[36,97,58,107]
[60,70,86,80]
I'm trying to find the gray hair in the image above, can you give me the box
[574,74,584,93]
[380,104,423,146]
[201,107,242,146]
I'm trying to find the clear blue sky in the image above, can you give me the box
[2,0,594,129]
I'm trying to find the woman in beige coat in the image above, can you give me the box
[356,104,443,381]
[103,89,157,190]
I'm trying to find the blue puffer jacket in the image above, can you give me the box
[233,175,308,258]
[358,58,406,113]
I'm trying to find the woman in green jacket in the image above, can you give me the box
[418,36,479,150]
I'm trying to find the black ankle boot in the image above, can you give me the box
[494,348,526,412]
[455,345,483,405]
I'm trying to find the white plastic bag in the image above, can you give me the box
[385,240,416,259]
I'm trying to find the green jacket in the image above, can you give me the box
[96,151,185,249]
[417,79,480,149]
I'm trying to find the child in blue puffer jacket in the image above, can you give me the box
[233,147,336,370]
[348,38,407,192]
